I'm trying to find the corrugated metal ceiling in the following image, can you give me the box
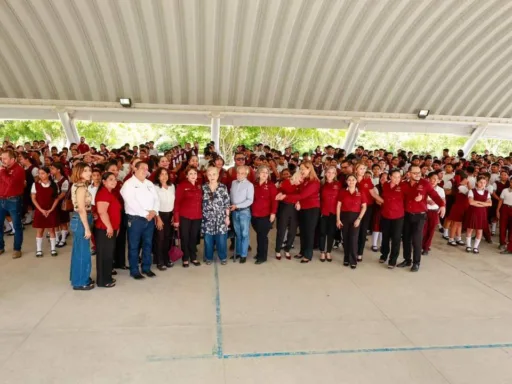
[1,0,511,118]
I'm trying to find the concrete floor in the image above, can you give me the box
[2,228,512,384]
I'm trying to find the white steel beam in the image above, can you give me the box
[342,120,361,152]
[211,113,221,153]
[461,124,488,156]
[57,111,80,145]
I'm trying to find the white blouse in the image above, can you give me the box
[155,184,176,213]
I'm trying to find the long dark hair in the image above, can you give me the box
[97,172,116,194]
[39,167,59,198]
[153,167,172,187]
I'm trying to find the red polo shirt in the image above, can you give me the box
[286,178,321,210]
[402,178,445,214]
[338,188,367,213]
[0,162,25,198]
[95,187,122,230]
[77,143,90,154]
[278,179,300,204]
[252,181,278,217]
[380,182,405,219]
[320,181,341,216]
[174,180,203,222]
[357,177,375,205]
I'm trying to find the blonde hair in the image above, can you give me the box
[299,161,320,181]
[70,162,91,184]
[321,166,338,185]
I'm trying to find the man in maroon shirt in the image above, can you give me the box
[77,137,90,154]
[0,150,26,258]
[398,165,445,272]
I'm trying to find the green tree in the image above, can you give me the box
[0,120,66,145]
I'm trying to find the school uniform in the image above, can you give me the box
[251,181,278,262]
[465,188,491,230]
[275,179,300,253]
[447,185,469,222]
[285,178,321,261]
[500,188,512,252]
[338,187,367,266]
[319,181,341,253]
[32,182,59,228]
[55,176,71,224]
[422,186,445,252]
[356,177,376,258]
[380,181,405,266]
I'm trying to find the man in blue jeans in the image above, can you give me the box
[120,161,160,279]
[229,166,254,263]
[0,150,26,259]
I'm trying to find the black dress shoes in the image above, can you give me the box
[239,257,247,264]
[255,260,266,265]
[144,270,157,277]
[132,273,145,280]
[397,260,412,268]
[410,264,420,272]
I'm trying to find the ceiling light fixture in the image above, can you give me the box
[119,98,132,108]
[417,109,430,119]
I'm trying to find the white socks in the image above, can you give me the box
[466,237,472,247]
[372,232,381,247]
[61,230,68,241]
[50,238,56,251]
[491,223,497,233]
[36,237,43,252]
[474,239,481,249]
[444,228,449,237]
[55,231,61,243]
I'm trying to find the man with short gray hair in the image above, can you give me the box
[230,165,254,263]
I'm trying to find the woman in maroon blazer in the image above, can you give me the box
[173,166,203,267]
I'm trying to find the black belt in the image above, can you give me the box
[234,207,250,211]
[407,212,426,215]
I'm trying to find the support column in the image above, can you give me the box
[342,120,361,153]
[461,124,487,156]
[57,111,80,145]
[210,113,221,153]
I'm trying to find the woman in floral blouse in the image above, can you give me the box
[202,166,231,265]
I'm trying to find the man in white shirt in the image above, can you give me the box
[148,141,159,157]
[121,161,160,279]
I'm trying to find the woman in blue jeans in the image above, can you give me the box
[202,166,231,265]
[69,162,96,291]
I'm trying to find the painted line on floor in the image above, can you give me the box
[222,342,512,359]
[214,261,224,358]
[148,342,512,362]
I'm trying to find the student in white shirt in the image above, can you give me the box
[498,181,512,254]
[121,161,160,279]
[152,167,176,270]
[423,172,445,255]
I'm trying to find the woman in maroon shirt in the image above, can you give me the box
[355,163,383,261]
[174,166,203,267]
[94,172,122,288]
[319,166,341,262]
[336,174,367,269]
[276,161,320,263]
[275,169,300,260]
[251,165,278,264]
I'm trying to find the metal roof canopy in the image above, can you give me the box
[1,0,512,147]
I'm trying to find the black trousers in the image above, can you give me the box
[251,216,272,262]
[319,214,337,252]
[341,211,360,265]
[402,212,426,265]
[94,228,116,286]
[380,217,404,266]
[298,207,320,260]
[179,217,201,262]
[357,204,374,256]
[114,211,127,268]
[154,211,173,266]
[275,202,299,252]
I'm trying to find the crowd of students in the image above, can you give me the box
[1,136,512,291]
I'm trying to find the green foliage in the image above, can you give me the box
[2,119,512,158]
[0,120,65,145]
